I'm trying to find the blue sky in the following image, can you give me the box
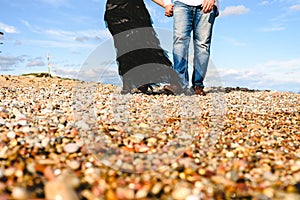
[0,0,299,92]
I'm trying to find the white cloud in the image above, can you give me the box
[21,18,111,44]
[27,57,46,67]
[22,19,111,44]
[222,37,246,47]
[0,22,18,34]
[260,25,285,32]
[0,55,27,70]
[259,0,300,9]
[259,1,271,6]
[24,39,96,49]
[19,20,111,49]
[207,58,300,92]
[74,30,111,42]
[20,20,43,34]
[62,66,120,84]
[220,5,250,17]
[52,68,79,79]
[290,4,300,10]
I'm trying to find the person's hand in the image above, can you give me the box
[202,0,215,14]
[165,4,174,17]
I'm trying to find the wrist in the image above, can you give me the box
[163,0,172,7]
[164,4,172,8]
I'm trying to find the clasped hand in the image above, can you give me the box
[164,0,215,17]
[164,4,173,17]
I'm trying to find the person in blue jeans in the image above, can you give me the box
[163,0,219,95]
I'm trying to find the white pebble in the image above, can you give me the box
[226,151,235,158]
[11,187,28,200]
[41,138,50,147]
[18,119,28,126]
[0,118,5,125]
[63,143,80,153]
[6,131,16,139]
[22,126,30,133]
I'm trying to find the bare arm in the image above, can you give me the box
[151,0,165,8]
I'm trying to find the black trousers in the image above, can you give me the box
[105,0,181,90]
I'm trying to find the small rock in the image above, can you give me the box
[41,138,50,147]
[18,120,28,126]
[45,179,80,200]
[151,182,163,195]
[172,186,192,200]
[132,133,145,143]
[0,118,5,125]
[67,160,81,170]
[63,143,80,153]
[226,151,235,158]
[75,120,89,131]
[263,188,274,198]
[11,187,28,200]
[263,172,278,182]
[6,131,16,139]
[22,126,30,133]
[135,187,148,199]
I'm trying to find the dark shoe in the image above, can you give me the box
[193,86,206,96]
[138,84,154,94]
[163,85,185,95]
[162,85,175,95]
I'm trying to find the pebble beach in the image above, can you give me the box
[0,74,299,200]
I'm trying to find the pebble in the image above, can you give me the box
[6,131,16,139]
[172,186,192,200]
[226,151,235,158]
[0,75,299,200]
[0,118,5,125]
[263,171,278,182]
[22,126,30,133]
[135,187,149,199]
[41,138,50,147]
[67,160,81,170]
[132,133,145,143]
[151,182,163,195]
[18,119,28,126]
[11,187,28,200]
[44,179,80,200]
[263,188,275,198]
[75,120,90,131]
[63,143,80,153]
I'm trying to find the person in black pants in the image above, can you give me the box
[104,0,182,94]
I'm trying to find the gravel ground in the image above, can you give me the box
[0,75,299,200]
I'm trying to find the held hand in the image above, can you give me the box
[202,0,215,14]
[165,4,174,17]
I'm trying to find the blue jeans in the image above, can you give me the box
[173,1,218,88]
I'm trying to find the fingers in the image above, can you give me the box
[165,4,174,17]
[202,0,214,13]
[165,12,173,17]
[202,5,214,14]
